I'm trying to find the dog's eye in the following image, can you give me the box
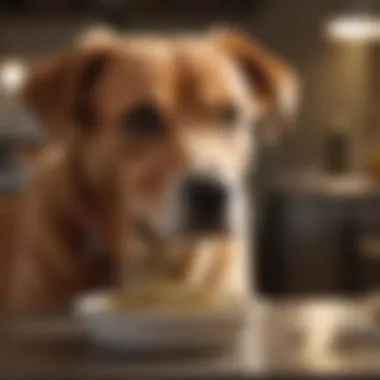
[217,105,239,126]
[123,104,164,138]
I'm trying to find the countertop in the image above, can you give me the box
[3,299,380,379]
[8,171,378,199]
[274,172,380,199]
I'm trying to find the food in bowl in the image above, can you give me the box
[97,280,232,314]
[74,280,246,351]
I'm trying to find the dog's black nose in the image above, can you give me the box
[182,176,228,233]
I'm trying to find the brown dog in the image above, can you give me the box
[9,29,297,311]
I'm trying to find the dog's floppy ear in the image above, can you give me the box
[21,35,114,139]
[212,29,299,141]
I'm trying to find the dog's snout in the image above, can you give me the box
[184,176,226,211]
[182,175,228,233]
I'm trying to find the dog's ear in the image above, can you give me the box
[212,29,299,141]
[21,36,114,139]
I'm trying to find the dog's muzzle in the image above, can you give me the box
[181,175,229,235]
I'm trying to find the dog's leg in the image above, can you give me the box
[10,238,89,311]
[203,237,250,297]
[163,236,249,297]
[10,246,90,312]
[201,238,234,291]
[169,238,226,289]
[9,179,90,311]
[168,238,199,282]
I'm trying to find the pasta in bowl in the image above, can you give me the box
[73,280,248,350]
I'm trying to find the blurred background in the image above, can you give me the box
[2,0,380,305]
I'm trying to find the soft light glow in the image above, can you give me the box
[325,15,380,41]
[0,60,26,93]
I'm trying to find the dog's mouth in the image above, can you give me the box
[135,216,231,244]
[182,217,231,238]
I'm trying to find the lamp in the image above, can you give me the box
[325,0,380,42]
[0,59,26,93]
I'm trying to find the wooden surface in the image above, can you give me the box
[2,300,380,379]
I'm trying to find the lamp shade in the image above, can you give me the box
[325,0,380,41]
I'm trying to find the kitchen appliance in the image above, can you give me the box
[258,174,380,297]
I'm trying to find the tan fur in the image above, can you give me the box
[10,29,297,311]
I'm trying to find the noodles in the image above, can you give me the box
[106,281,221,312]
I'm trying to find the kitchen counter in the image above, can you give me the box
[3,300,380,379]
[274,172,380,199]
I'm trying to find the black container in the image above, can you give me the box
[0,140,13,169]
[324,129,350,174]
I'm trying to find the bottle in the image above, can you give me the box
[324,114,351,175]
[367,131,380,180]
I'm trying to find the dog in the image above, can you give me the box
[9,28,297,311]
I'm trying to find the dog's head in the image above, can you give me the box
[22,29,298,238]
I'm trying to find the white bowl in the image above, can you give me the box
[73,290,248,351]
